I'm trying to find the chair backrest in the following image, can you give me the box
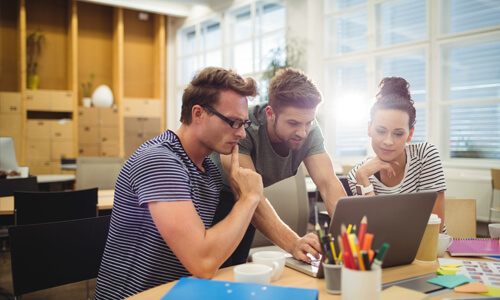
[251,165,309,248]
[338,175,353,196]
[76,156,125,190]
[9,215,111,296]
[492,168,500,191]
[0,175,38,197]
[14,188,98,225]
[445,198,477,238]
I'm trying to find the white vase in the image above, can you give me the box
[83,97,92,107]
[92,84,114,108]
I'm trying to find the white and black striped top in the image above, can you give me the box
[347,142,447,195]
[94,130,222,300]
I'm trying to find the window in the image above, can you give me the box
[324,0,500,162]
[175,1,286,122]
[441,35,500,159]
[226,1,286,77]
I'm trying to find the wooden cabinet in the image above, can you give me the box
[0,0,166,174]
[78,107,120,157]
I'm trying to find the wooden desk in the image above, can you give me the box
[126,260,443,299]
[0,189,114,215]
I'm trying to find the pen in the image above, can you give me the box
[371,243,390,270]
[361,250,371,270]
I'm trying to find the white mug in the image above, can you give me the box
[251,251,286,281]
[233,263,274,284]
[437,234,453,257]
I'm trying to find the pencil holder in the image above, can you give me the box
[322,263,341,294]
[341,266,381,300]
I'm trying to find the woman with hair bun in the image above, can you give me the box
[347,77,447,233]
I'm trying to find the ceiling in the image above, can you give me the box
[79,0,216,18]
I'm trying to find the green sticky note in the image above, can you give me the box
[479,286,500,297]
[437,267,456,276]
[427,275,471,288]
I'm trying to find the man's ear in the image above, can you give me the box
[265,106,275,123]
[192,105,205,124]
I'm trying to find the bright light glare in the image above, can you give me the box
[335,91,371,128]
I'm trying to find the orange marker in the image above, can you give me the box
[362,233,374,251]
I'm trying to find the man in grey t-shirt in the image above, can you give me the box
[210,67,347,266]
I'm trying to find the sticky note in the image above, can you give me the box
[437,267,456,276]
[381,286,426,300]
[427,275,471,288]
[479,286,500,297]
[440,263,462,268]
[454,282,489,293]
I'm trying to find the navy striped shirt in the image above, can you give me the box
[94,130,222,299]
[347,142,447,195]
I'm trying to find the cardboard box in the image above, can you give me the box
[26,160,52,175]
[100,142,120,157]
[99,107,119,127]
[78,107,99,126]
[26,120,52,140]
[78,144,99,156]
[123,98,162,117]
[100,127,119,143]
[26,90,51,110]
[78,126,99,144]
[26,140,51,160]
[51,119,74,140]
[0,92,22,113]
[51,91,73,112]
[51,140,74,160]
[0,114,22,136]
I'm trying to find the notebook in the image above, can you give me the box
[161,277,319,299]
[285,191,437,277]
[447,238,500,256]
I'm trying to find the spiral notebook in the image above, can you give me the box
[447,238,500,256]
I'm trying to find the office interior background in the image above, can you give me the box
[1,0,499,222]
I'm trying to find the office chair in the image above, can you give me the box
[0,176,38,197]
[9,215,111,298]
[445,198,477,238]
[0,176,38,251]
[250,165,309,248]
[14,188,98,225]
[76,156,125,190]
[489,168,500,222]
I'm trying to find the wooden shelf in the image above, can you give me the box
[0,0,167,173]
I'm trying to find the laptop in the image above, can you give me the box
[285,191,437,278]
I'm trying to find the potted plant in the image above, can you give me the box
[26,30,46,90]
[81,73,95,107]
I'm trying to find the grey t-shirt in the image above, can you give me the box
[210,103,326,192]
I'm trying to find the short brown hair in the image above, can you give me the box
[267,67,322,114]
[180,67,258,124]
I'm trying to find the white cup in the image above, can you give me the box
[233,263,274,284]
[489,224,500,238]
[341,266,381,300]
[251,251,285,281]
[437,234,453,257]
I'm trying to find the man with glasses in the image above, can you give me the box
[95,67,263,299]
[210,67,347,266]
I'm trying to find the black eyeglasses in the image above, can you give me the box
[200,105,252,129]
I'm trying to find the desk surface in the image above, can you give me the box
[36,174,76,183]
[0,189,114,215]
[125,258,478,300]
